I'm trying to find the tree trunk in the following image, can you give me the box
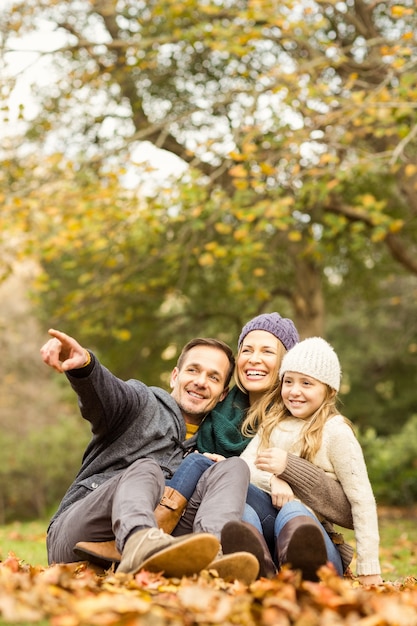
[291,256,325,339]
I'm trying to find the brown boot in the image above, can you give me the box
[154,487,188,533]
[74,540,121,569]
[221,520,277,579]
[277,516,328,581]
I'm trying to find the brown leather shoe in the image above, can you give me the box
[118,528,220,577]
[206,552,260,585]
[74,540,121,569]
[221,521,277,578]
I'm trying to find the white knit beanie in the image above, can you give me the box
[279,337,341,391]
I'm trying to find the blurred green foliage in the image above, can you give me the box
[360,415,417,506]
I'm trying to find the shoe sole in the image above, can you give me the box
[132,534,220,577]
[286,525,328,581]
[206,552,259,585]
[221,521,273,579]
[74,541,121,570]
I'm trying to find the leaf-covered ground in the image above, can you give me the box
[1,554,417,626]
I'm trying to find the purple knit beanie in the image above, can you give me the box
[238,312,299,351]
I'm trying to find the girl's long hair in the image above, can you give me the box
[242,379,351,462]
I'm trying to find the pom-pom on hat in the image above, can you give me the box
[238,312,299,352]
[279,337,341,391]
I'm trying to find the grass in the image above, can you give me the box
[337,506,417,581]
[1,507,416,581]
[0,519,48,567]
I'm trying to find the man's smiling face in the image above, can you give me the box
[170,345,230,425]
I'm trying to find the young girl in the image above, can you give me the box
[240,336,382,584]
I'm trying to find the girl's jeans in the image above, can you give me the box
[166,455,343,576]
[243,484,343,575]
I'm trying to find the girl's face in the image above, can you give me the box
[281,371,327,420]
[237,330,281,403]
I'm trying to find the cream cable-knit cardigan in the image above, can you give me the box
[240,414,381,576]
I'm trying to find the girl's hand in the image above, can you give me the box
[270,475,294,508]
[255,448,288,475]
[356,574,384,586]
[203,452,226,462]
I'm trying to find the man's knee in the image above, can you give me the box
[214,457,249,481]
[200,456,250,489]
[225,456,250,476]
[125,457,163,479]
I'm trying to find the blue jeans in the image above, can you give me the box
[243,484,343,575]
[243,483,279,555]
[166,453,214,499]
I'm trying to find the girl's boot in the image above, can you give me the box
[276,515,327,581]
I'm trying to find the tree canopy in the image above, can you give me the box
[0,0,416,433]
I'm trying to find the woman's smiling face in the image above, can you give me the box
[237,330,282,403]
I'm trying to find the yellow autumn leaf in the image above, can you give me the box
[229,164,247,178]
[389,219,404,233]
[320,153,338,165]
[360,194,377,207]
[214,222,233,235]
[233,179,249,190]
[113,328,132,341]
[326,179,339,190]
[404,164,417,177]
[259,162,275,175]
[242,142,257,155]
[228,151,245,161]
[288,230,302,242]
[233,228,246,241]
[214,247,227,258]
[198,252,214,266]
[390,296,402,306]
[391,5,413,16]
[371,228,387,242]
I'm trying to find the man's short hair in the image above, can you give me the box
[177,338,235,388]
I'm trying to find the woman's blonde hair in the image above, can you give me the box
[242,379,350,461]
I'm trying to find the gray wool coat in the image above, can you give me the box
[48,353,194,529]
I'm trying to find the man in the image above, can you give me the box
[41,328,256,580]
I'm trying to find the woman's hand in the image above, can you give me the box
[255,448,288,475]
[203,452,226,462]
[270,475,295,509]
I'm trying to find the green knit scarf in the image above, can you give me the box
[196,386,250,457]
